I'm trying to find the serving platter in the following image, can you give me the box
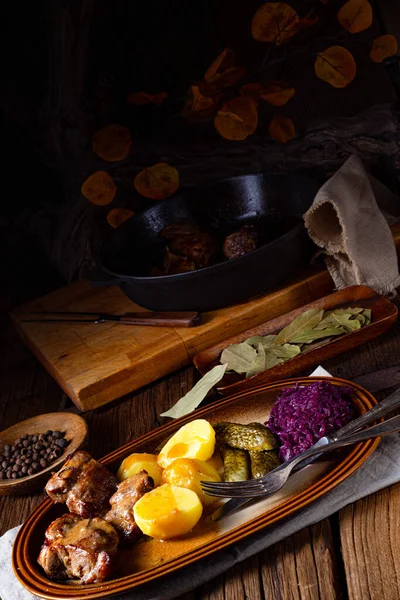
[193,285,398,396]
[13,376,379,600]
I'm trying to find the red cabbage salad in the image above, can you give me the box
[266,381,355,462]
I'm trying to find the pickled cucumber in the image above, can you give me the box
[220,445,250,482]
[249,450,280,479]
[214,421,278,452]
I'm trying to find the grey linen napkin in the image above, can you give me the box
[2,367,400,600]
[304,155,400,295]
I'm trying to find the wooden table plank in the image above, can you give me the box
[256,521,343,600]
[340,484,400,600]
[2,288,400,599]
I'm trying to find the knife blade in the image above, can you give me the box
[352,366,400,392]
[211,497,252,521]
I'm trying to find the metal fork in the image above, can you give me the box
[201,413,400,498]
[203,386,400,501]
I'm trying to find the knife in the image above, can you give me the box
[211,384,400,521]
[21,310,201,328]
[352,366,400,392]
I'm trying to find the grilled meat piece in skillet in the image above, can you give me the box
[105,471,154,542]
[222,225,258,260]
[163,249,196,275]
[38,513,119,584]
[160,223,200,239]
[168,232,217,269]
[45,450,118,518]
[160,223,217,270]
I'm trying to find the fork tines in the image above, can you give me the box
[200,479,270,498]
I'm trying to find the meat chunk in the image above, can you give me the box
[169,233,217,269]
[105,471,154,542]
[160,223,200,239]
[45,450,118,518]
[160,223,217,270]
[45,451,91,503]
[222,225,258,260]
[163,249,196,275]
[38,513,119,584]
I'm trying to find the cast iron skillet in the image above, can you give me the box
[92,173,320,311]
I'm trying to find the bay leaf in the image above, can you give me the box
[264,351,285,369]
[290,326,346,344]
[246,344,283,378]
[350,307,365,314]
[331,312,361,332]
[274,309,324,344]
[333,307,364,315]
[160,363,228,419]
[245,334,277,348]
[266,343,301,360]
[314,314,338,330]
[315,307,367,331]
[220,343,257,373]
[246,344,267,378]
[363,308,372,323]
[302,336,333,353]
[355,313,366,326]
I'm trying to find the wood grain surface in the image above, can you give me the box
[1,275,400,599]
[10,223,400,412]
[10,265,334,412]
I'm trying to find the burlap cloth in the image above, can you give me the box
[304,155,400,295]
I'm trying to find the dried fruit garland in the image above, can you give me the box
[81,0,398,223]
[180,0,397,142]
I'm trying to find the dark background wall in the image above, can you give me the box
[0,0,399,282]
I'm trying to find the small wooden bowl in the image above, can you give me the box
[0,413,88,496]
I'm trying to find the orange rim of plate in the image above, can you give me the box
[13,377,380,599]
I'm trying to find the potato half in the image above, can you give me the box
[133,483,203,539]
[161,458,221,506]
[157,419,216,469]
[117,453,163,486]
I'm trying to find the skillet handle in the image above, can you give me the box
[121,312,200,327]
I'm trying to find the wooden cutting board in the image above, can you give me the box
[11,224,400,411]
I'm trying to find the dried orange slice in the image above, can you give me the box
[370,35,398,63]
[92,124,131,162]
[134,163,179,200]
[269,116,296,143]
[81,171,116,205]
[314,46,356,88]
[106,208,134,228]
[214,97,258,141]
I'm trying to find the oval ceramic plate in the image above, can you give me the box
[0,413,88,496]
[13,377,379,599]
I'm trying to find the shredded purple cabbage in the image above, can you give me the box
[266,381,354,462]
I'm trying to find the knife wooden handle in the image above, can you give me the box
[120,312,200,327]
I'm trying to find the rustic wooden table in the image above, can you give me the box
[1,284,400,600]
